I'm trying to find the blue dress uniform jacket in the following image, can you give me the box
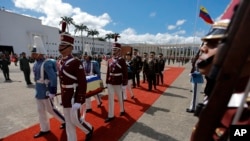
[83,60,100,78]
[33,59,57,99]
[190,71,204,84]
[106,57,128,86]
[59,55,87,108]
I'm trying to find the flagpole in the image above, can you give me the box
[192,0,200,60]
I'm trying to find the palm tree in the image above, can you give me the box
[87,29,99,54]
[105,33,113,53]
[74,23,88,54]
[112,33,121,42]
[59,16,74,33]
[97,37,106,41]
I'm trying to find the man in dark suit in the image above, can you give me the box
[131,49,142,87]
[19,52,33,85]
[156,53,165,85]
[142,52,148,83]
[144,51,157,91]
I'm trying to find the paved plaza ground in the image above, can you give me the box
[0,60,205,141]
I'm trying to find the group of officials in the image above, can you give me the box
[128,49,166,91]
[29,19,167,141]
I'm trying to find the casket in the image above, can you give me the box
[86,75,104,98]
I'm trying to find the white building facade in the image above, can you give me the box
[0,10,111,57]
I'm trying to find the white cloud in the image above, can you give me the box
[149,12,156,17]
[168,19,186,31]
[168,25,176,30]
[13,0,201,45]
[176,19,186,26]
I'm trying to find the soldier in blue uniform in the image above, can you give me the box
[82,53,102,112]
[31,36,65,138]
[186,70,204,113]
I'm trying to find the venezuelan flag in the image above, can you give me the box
[199,6,214,24]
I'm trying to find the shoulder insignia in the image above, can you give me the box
[79,65,83,69]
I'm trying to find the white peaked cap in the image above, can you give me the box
[32,36,47,55]
[84,44,92,56]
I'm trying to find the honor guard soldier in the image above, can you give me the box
[82,53,102,112]
[58,21,93,141]
[192,19,250,140]
[131,48,143,88]
[105,37,128,123]
[31,36,65,138]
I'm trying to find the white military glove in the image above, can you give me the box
[72,103,81,111]
[122,85,126,90]
[48,93,55,99]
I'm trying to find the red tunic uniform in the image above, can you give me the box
[58,55,87,108]
[106,57,128,86]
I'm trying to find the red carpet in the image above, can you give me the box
[1,67,184,141]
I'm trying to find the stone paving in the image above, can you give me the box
[0,60,205,141]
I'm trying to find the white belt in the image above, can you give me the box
[227,92,249,107]
[61,84,78,88]
[110,73,122,76]
[36,79,50,84]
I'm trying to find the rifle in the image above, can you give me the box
[191,0,250,141]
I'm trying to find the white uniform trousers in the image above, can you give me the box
[63,106,92,141]
[189,83,202,110]
[123,79,134,100]
[86,94,102,109]
[36,99,65,132]
[107,84,124,118]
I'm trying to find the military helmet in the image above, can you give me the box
[201,19,230,41]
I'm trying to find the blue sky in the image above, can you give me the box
[1,0,230,44]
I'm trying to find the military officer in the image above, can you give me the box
[105,40,128,123]
[131,48,142,88]
[142,52,148,83]
[144,51,157,91]
[31,36,65,138]
[58,21,93,141]
[156,53,165,85]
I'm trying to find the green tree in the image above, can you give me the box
[87,29,99,51]
[105,33,113,52]
[112,33,121,42]
[74,23,88,54]
[60,16,74,33]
